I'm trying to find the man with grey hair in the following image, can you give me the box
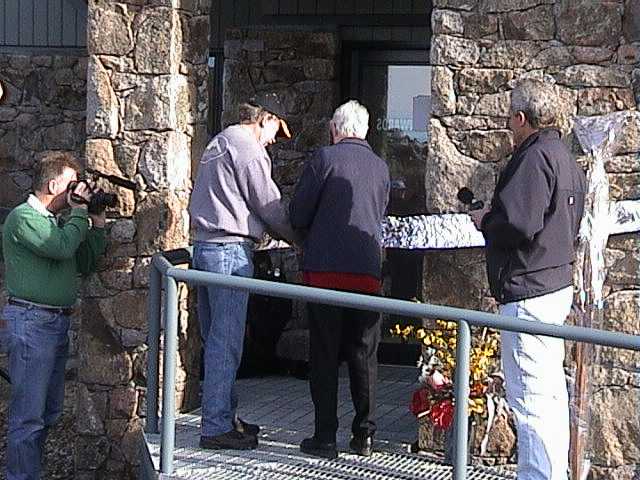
[471,79,586,480]
[290,100,390,459]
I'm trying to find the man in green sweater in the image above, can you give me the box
[1,152,106,480]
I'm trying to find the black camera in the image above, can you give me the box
[67,169,137,214]
[67,180,118,215]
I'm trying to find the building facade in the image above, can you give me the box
[0,1,638,478]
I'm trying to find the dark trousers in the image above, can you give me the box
[307,302,381,443]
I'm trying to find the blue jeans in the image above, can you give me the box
[193,241,254,437]
[1,304,70,480]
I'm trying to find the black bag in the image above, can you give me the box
[238,251,292,377]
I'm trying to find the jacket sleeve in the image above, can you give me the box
[76,228,107,275]
[238,157,298,244]
[289,152,326,230]
[14,208,89,260]
[482,149,555,249]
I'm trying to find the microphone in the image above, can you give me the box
[457,187,485,211]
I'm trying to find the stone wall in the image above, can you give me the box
[0,53,87,209]
[426,0,640,475]
[78,1,210,478]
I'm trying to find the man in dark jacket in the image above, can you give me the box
[471,79,586,480]
[290,100,390,459]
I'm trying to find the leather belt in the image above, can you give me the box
[7,298,74,316]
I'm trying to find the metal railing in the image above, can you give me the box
[146,249,640,479]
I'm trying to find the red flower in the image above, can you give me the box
[430,400,454,430]
[410,388,430,418]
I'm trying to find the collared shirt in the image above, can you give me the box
[27,194,54,219]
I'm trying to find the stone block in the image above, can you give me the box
[462,12,498,38]
[423,248,488,310]
[99,257,135,292]
[557,0,622,48]
[87,59,119,139]
[425,119,497,213]
[614,112,640,155]
[432,66,456,116]
[109,219,136,244]
[138,131,191,190]
[124,75,186,131]
[441,115,508,131]
[87,4,133,56]
[571,47,614,64]
[450,129,513,163]
[617,43,640,65]
[457,68,513,94]
[431,35,480,66]
[43,122,83,151]
[113,143,140,178]
[624,0,640,43]
[78,321,133,386]
[605,246,640,287]
[590,386,640,466]
[86,138,120,176]
[482,0,553,12]
[609,173,640,201]
[109,386,138,419]
[503,5,554,40]
[77,385,107,435]
[479,41,543,69]
[134,9,178,74]
[99,289,147,331]
[74,435,111,471]
[432,0,477,10]
[527,46,575,69]
[135,191,190,255]
[303,58,335,81]
[577,88,635,116]
[474,92,511,117]
[555,65,630,89]
[133,257,152,288]
[432,10,464,36]
[264,62,306,83]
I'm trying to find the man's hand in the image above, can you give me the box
[67,182,91,209]
[469,205,490,231]
[89,211,107,229]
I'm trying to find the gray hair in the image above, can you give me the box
[331,100,369,139]
[510,79,558,129]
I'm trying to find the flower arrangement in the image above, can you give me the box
[391,319,501,431]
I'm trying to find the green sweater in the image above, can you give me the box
[2,202,106,307]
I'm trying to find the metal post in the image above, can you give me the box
[145,264,162,434]
[453,320,471,480]
[159,274,179,476]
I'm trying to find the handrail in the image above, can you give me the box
[146,250,640,479]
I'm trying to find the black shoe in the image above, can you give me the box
[200,430,258,450]
[233,417,260,436]
[349,434,373,457]
[300,437,338,459]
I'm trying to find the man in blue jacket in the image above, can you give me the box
[471,79,586,480]
[290,100,390,459]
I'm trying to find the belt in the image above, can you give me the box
[7,298,74,316]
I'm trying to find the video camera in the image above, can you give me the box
[67,169,137,215]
